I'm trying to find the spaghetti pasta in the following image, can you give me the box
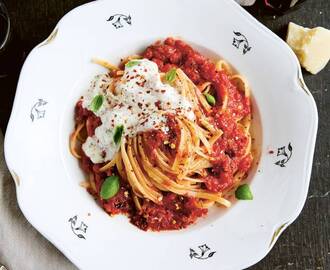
[70,38,253,231]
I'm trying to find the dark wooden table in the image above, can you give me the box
[1,0,329,269]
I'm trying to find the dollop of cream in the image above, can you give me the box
[82,59,194,163]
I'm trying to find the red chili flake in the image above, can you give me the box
[144,69,148,72]
[136,79,147,87]
[133,69,137,72]
[155,101,161,110]
[161,89,166,93]
[268,150,274,154]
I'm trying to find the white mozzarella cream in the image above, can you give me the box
[81,59,195,163]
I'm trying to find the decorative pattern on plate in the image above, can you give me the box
[30,99,48,122]
[232,31,251,55]
[107,14,131,29]
[275,143,293,167]
[38,28,58,47]
[68,215,88,240]
[269,222,288,247]
[189,244,216,260]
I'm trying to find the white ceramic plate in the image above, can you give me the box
[4,0,318,269]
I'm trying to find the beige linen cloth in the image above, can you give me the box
[0,132,76,270]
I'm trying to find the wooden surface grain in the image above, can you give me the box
[0,0,329,269]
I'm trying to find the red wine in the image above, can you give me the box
[0,1,10,52]
[263,0,307,14]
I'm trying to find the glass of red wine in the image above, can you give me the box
[262,0,308,15]
[0,0,10,53]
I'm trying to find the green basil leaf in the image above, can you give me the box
[100,175,120,200]
[165,68,177,83]
[113,125,124,145]
[204,93,216,106]
[125,60,140,68]
[235,184,253,200]
[90,95,104,112]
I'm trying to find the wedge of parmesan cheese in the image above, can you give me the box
[286,22,330,74]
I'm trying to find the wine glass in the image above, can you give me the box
[0,0,10,53]
[263,0,308,15]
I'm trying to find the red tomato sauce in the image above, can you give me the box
[143,37,250,119]
[131,193,207,231]
[75,38,252,231]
